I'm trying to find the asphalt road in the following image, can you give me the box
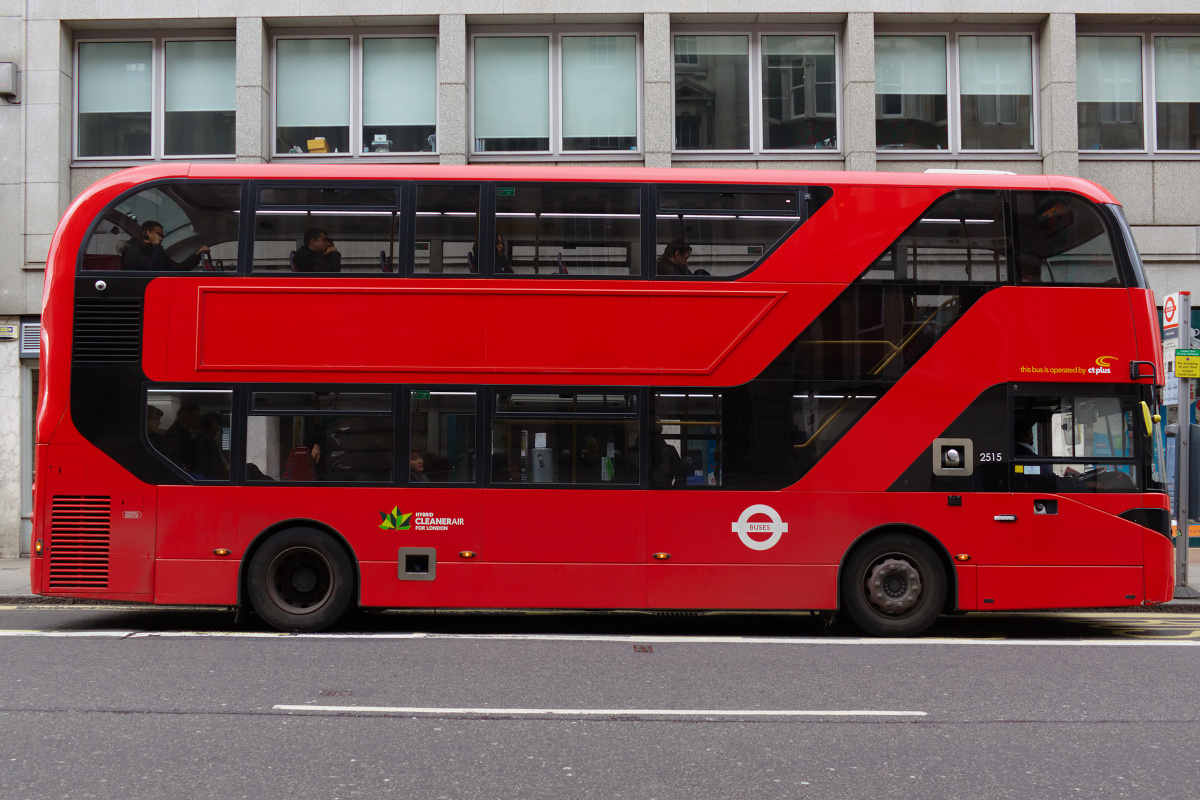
[2,606,1199,800]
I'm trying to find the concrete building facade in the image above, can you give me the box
[2,2,1200,555]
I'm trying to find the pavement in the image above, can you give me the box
[2,550,1200,609]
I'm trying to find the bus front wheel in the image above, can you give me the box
[841,533,946,637]
[246,528,355,632]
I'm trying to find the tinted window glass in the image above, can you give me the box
[252,210,399,274]
[146,389,233,481]
[1013,394,1139,492]
[862,190,1009,283]
[251,391,391,412]
[83,183,240,273]
[410,390,477,483]
[259,186,398,206]
[491,392,639,485]
[655,188,801,278]
[651,385,845,490]
[246,413,394,483]
[414,184,481,275]
[652,393,722,488]
[1013,192,1121,285]
[493,184,641,277]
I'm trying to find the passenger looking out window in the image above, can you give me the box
[121,220,211,271]
[294,228,342,272]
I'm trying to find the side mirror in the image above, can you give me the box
[1140,401,1160,437]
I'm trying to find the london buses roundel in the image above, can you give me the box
[732,504,788,551]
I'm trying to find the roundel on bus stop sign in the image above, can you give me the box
[732,504,788,551]
[1164,295,1178,330]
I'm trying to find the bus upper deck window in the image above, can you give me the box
[82,182,241,273]
[654,187,806,279]
[1013,192,1121,286]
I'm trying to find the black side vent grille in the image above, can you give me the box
[49,496,111,590]
[73,298,142,363]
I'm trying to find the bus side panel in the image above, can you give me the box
[749,184,951,285]
[647,492,970,567]
[1015,287,1139,378]
[955,564,978,611]
[155,559,239,605]
[39,443,154,599]
[976,566,1143,609]
[483,489,646,565]
[158,487,240,560]
[1128,288,1165,379]
[646,565,837,609]
[1143,529,1175,604]
[358,562,645,609]
[973,493,1144,567]
[486,290,650,373]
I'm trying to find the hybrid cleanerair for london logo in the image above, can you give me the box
[732,504,788,551]
[379,508,413,531]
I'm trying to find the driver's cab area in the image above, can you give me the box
[1011,389,1148,493]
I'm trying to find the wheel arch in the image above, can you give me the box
[237,518,362,611]
[837,523,959,614]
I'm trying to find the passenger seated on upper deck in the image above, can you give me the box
[293,228,342,272]
[656,239,693,277]
[120,220,210,271]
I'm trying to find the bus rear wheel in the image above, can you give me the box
[247,528,354,632]
[841,532,946,637]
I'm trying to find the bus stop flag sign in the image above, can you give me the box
[1164,293,1180,341]
[1176,349,1200,378]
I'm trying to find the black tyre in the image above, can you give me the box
[246,528,355,632]
[840,532,946,637]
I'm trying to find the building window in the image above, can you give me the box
[875,32,1035,153]
[471,33,640,155]
[763,35,838,150]
[276,39,351,154]
[1078,36,1144,151]
[275,35,437,157]
[958,36,1034,150]
[1154,37,1200,151]
[674,35,750,151]
[875,36,947,150]
[673,32,839,154]
[76,38,235,160]
[1076,32,1200,154]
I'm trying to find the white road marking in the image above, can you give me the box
[273,704,926,718]
[0,629,1197,646]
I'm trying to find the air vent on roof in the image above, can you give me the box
[73,299,141,364]
[49,495,111,590]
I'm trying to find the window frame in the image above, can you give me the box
[468,26,644,160]
[242,385,398,486]
[487,386,647,489]
[405,387,485,487]
[271,29,440,161]
[73,32,237,164]
[1078,24,1200,158]
[670,26,843,158]
[1009,386,1146,494]
[1076,32,1149,156]
[873,25,1041,159]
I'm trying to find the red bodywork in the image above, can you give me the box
[31,165,1172,611]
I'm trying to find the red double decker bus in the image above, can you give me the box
[32,164,1173,636]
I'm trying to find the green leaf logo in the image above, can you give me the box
[379,507,412,531]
